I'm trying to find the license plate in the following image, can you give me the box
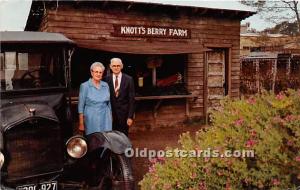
[16,181,57,190]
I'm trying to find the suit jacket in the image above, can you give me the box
[104,73,135,125]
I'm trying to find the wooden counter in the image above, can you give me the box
[135,94,197,117]
[70,94,197,118]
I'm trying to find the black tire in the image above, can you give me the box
[89,151,134,190]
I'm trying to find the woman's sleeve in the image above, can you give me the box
[107,86,112,111]
[78,84,86,114]
[108,100,112,111]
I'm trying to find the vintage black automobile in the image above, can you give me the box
[0,31,134,190]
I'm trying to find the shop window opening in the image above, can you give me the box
[71,48,190,97]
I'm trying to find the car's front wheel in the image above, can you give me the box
[88,151,134,190]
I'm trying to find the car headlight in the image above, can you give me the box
[0,152,4,169]
[66,136,87,159]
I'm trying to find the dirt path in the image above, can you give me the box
[128,125,204,189]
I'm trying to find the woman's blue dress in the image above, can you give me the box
[78,79,112,135]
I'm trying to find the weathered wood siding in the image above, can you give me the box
[39,5,241,127]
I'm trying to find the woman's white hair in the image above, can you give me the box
[90,62,105,72]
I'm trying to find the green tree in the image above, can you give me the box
[264,21,298,35]
[241,0,300,34]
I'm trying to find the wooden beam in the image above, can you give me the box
[135,94,197,100]
[204,43,233,48]
[77,40,209,54]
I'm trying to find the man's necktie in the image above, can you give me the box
[115,75,119,97]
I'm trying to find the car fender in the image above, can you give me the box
[86,131,132,154]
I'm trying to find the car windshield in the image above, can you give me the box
[1,48,66,91]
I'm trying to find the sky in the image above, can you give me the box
[0,0,276,32]
[0,0,32,31]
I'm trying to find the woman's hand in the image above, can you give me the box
[78,113,85,134]
[79,123,85,131]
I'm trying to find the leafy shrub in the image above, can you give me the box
[140,90,300,190]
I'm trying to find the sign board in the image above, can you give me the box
[113,25,191,39]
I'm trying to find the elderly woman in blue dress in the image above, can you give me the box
[78,62,112,135]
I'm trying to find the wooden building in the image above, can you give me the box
[25,1,254,128]
[240,28,300,95]
[240,33,290,57]
[241,51,300,95]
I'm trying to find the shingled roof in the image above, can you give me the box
[121,0,255,12]
[25,0,255,31]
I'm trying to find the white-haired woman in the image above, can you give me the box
[78,62,112,135]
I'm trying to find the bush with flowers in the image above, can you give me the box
[139,89,300,190]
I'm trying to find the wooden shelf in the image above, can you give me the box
[135,94,198,118]
[135,94,197,100]
[69,94,198,118]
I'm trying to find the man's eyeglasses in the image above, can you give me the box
[111,65,121,68]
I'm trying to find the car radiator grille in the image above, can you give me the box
[4,119,63,182]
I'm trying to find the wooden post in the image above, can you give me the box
[272,59,277,92]
[228,48,232,97]
[204,52,208,124]
[152,67,156,86]
[287,56,291,79]
[186,99,190,117]
[255,60,260,93]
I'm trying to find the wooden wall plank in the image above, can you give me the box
[41,4,241,127]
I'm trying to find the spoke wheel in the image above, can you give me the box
[89,152,134,190]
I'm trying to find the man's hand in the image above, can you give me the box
[127,118,133,127]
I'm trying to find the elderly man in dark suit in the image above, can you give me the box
[104,58,135,136]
